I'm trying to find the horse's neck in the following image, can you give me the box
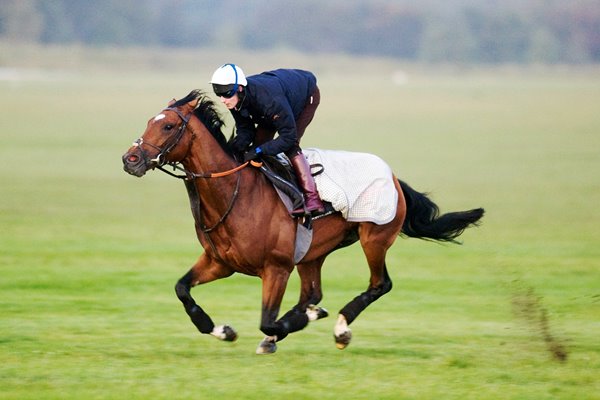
[184,118,235,176]
[181,118,287,245]
[183,118,240,221]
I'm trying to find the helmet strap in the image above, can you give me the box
[224,63,239,95]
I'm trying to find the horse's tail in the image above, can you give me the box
[398,179,484,243]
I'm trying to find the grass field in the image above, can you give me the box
[1,46,599,399]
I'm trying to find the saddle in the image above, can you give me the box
[258,154,338,263]
[259,154,336,219]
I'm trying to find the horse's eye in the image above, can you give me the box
[164,124,174,131]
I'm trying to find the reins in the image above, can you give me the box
[157,159,263,180]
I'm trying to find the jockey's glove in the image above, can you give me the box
[243,147,262,162]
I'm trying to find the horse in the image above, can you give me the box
[122,90,484,354]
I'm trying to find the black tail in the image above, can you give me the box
[399,179,484,243]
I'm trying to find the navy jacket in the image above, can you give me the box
[231,69,317,155]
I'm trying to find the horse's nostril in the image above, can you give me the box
[128,154,139,163]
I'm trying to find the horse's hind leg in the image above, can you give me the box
[335,265,392,349]
[334,222,399,349]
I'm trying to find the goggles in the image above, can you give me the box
[213,84,237,98]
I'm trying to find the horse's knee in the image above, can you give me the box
[175,271,194,301]
[175,279,190,303]
[175,277,215,334]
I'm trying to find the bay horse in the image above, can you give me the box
[122,90,484,354]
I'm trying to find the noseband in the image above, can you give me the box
[133,107,191,168]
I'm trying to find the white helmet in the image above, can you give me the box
[210,64,247,98]
[210,64,247,85]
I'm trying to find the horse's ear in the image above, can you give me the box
[187,98,199,109]
[167,98,176,107]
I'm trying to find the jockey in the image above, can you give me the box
[210,64,325,215]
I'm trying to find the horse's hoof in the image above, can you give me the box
[334,330,352,350]
[256,336,277,354]
[306,304,329,321]
[211,325,238,342]
[222,325,238,342]
[316,306,329,320]
[334,314,351,349]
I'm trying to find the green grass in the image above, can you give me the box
[1,47,599,399]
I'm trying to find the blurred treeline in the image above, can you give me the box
[1,0,598,64]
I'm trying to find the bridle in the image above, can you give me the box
[133,107,261,180]
[132,106,262,252]
[133,107,191,170]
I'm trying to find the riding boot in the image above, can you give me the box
[290,152,325,215]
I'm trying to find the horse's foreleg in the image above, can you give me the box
[256,266,293,354]
[174,255,236,341]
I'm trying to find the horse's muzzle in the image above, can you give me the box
[122,149,148,177]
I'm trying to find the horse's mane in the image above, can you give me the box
[172,89,232,155]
